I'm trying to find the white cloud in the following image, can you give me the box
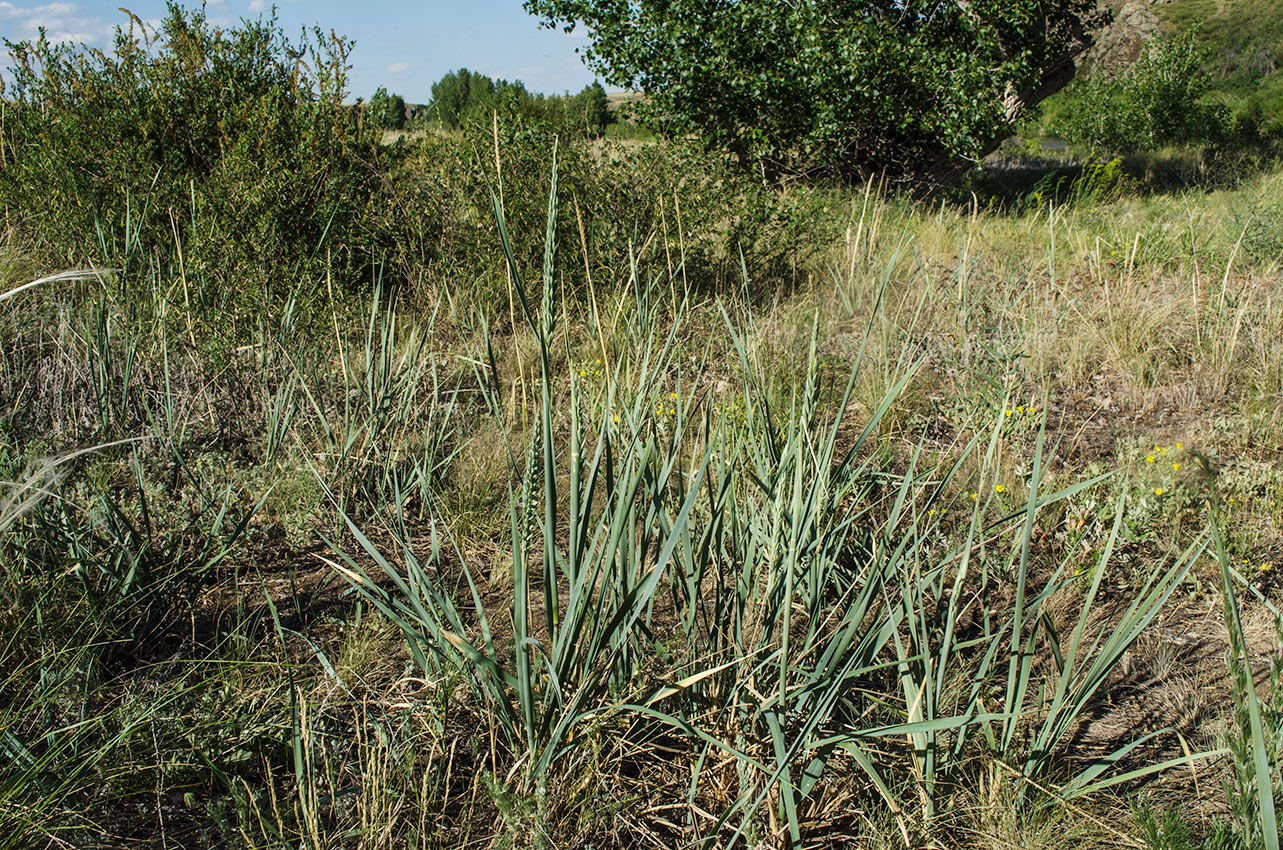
[386,62,410,74]
[0,2,114,45]
[247,0,265,12]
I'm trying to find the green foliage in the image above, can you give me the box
[1023,157,1140,209]
[1135,806,1238,850]
[1052,31,1232,155]
[367,86,406,130]
[1157,0,1283,129]
[1217,526,1283,850]
[429,67,495,128]
[0,4,385,299]
[524,0,1105,184]
[383,119,824,306]
[567,81,609,137]
[427,68,612,138]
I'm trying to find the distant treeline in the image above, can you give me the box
[366,70,612,138]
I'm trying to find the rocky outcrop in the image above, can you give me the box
[1087,0,1169,75]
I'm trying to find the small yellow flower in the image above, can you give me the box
[1175,442,1183,450]
[579,370,587,377]
[1017,406,1025,414]
[971,492,979,500]
[1146,455,1156,463]
[1154,487,1164,495]
[1172,463,1180,471]
[670,392,678,399]
[1005,409,1013,417]
[995,485,1005,494]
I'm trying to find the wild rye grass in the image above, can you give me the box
[1,142,1282,846]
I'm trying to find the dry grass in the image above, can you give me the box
[1,158,1281,849]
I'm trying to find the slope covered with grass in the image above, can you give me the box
[1158,0,1283,122]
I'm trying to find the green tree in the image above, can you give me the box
[430,68,495,128]
[368,86,406,130]
[569,81,610,137]
[525,0,1107,185]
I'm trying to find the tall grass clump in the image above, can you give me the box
[1215,518,1282,850]
[324,157,1213,847]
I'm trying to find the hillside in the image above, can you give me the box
[1094,0,1283,123]
[1157,0,1283,120]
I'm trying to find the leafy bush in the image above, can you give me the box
[1053,31,1232,155]
[1022,157,1140,209]
[383,118,826,308]
[367,86,407,130]
[0,4,386,298]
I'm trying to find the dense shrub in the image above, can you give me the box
[0,4,386,298]
[383,117,826,311]
[1052,31,1235,155]
[0,4,825,320]
[526,0,1107,185]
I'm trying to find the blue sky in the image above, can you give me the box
[0,1,601,102]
